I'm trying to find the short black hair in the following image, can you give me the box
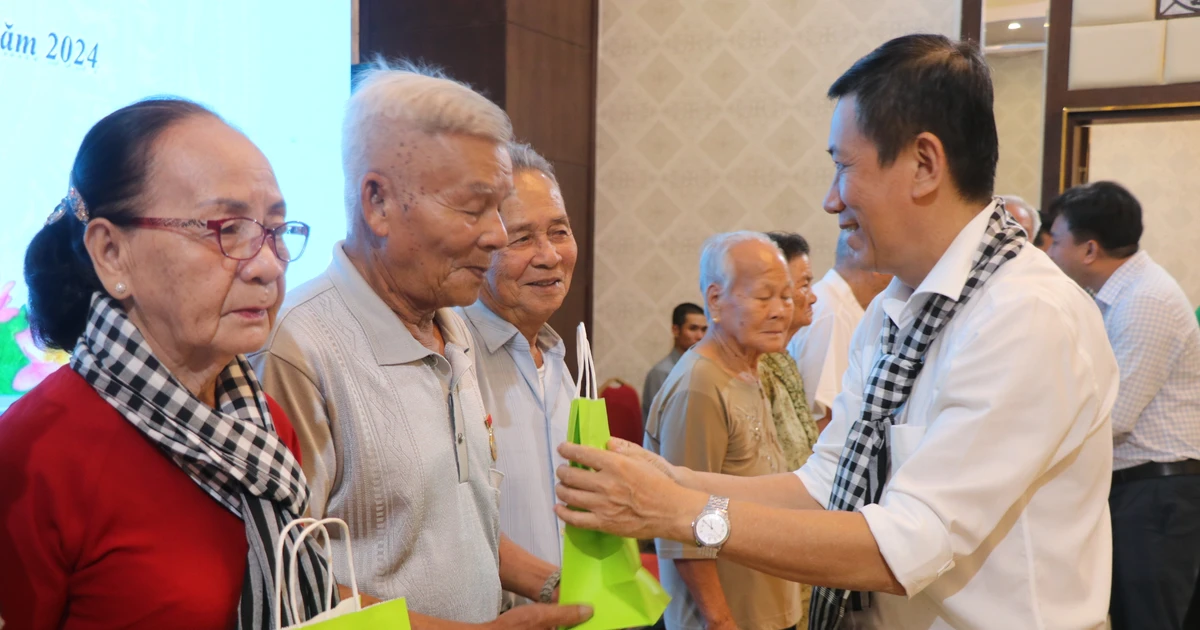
[672,303,704,328]
[828,33,998,204]
[1045,181,1142,258]
[25,98,217,350]
[1034,210,1052,247]
[764,231,810,262]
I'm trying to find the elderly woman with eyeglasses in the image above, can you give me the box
[0,99,323,630]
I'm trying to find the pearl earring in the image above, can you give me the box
[114,282,127,296]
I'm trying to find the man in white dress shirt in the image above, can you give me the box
[787,230,890,429]
[1047,181,1200,630]
[553,34,1119,630]
[253,62,590,630]
[458,142,578,585]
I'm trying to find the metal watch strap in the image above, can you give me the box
[539,569,561,604]
[693,495,731,553]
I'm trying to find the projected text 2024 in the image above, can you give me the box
[1,23,98,69]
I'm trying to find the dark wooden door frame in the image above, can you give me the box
[1058,103,1200,191]
[1042,0,1200,205]
[962,0,983,42]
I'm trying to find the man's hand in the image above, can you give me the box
[488,604,592,629]
[555,441,707,542]
[606,438,685,485]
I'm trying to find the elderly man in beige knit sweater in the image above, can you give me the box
[251,61,591,630]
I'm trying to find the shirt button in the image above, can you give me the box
[457,433,464,444]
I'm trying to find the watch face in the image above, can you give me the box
[696,512,730,546]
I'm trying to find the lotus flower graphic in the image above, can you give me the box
[12,328,66,392]
[0,281,19,323]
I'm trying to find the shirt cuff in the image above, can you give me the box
[859,496,956,597]
[794,465,832,507]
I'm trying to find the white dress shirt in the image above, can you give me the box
[787,269,865,418]
[457,301,573,567]
[795,205,1119,630]
[1093,250,1200,470]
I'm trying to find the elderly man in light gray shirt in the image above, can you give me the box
[252,61,591,630]
[457,142,578,585]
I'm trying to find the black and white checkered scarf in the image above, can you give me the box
[71,293,333,629]
[809,201,1025,630]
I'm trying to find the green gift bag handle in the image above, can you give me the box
[559,324,670,630]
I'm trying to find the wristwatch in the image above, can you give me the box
[691,495,731,557]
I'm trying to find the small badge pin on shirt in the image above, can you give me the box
[485,413,498,462]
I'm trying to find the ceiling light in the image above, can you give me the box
[1044,22,1050,27]
[1008,22,1021,30]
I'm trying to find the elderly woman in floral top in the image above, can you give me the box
[760,232,821,471]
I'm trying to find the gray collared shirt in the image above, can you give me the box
[250,242,502,622]
[642,348,683,420]
[457,301,573,567]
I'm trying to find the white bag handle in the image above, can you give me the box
[274,517,361,629]
[575,322,597,400]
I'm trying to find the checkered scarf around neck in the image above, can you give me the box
[70,293,334,629]
[809,200,1025,630]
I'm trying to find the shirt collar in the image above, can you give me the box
[881,201,998,322]
[327,241,469,366]
[461,300,566,359]
[1094,250,1150,308]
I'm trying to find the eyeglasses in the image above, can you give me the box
[121,217,310,262]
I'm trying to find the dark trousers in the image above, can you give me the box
[1110,475,1200,629]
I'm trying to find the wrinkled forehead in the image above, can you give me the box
[387,128,512,193]
[148,116,281,209]
[728,241,788,285]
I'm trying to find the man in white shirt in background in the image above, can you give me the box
[643,303,707,419]
[458,142,578,600]
[1046,180,1200,630]
[788,229,890,430]
[554,34,1119,630]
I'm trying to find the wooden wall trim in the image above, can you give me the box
[1041,0,1073,206]
[584,0,598,342]
[961,0,983,43]
[1063,83,1200,108]
[1041,0,1200,204]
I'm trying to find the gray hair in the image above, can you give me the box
[342,57,513,223]
[697,231,779,319]
[508,141,557,186]
[1001,194,1041,235]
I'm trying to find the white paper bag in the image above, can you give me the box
[275,517,364,629]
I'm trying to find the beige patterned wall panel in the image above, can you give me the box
[1088,121,1200,306]
[1072,0,1155,25]
[1164,18,1200,85]
[1068,21,1166,90]
[989,51,1046,206]
[594,0,960,391]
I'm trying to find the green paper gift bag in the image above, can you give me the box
[559,324,670,630]
[275,518,412,630]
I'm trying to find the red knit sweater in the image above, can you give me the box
[0,366,303,630]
